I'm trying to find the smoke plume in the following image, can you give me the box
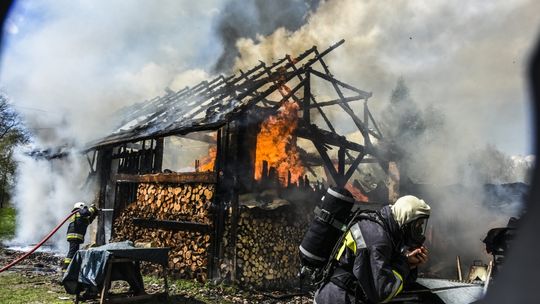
[0,0,537,271]
[0,0,222,250]
[212,0,320,73]
[7,149,95,252]
[228,0,538,275]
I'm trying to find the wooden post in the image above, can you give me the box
[210,125,231,281]
[235,111,263,192]
[363,99,372,147]
[153,137,164,173]
[338,147,345,177]
[96,147,113,245]
[100,260,112,304]
[262,161,268,181]
[388,161,400,203]
[456,255,463,281]
[303,71,311,123]
[287,170,292,188]
[228,122,241,283]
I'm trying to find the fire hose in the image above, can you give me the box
[0,210,78,273]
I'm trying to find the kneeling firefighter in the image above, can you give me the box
[301,190,431,304]
[63,202,98,271]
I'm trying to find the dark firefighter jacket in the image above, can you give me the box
[66,206,97,243]
[315,205,415,304]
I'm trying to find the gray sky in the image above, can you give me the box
[0,0,538,155]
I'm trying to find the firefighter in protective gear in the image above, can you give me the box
[314,195,431,304]
[62,202,98,271]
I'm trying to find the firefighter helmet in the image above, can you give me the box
[391,195,431,248]
[73,202,86,210]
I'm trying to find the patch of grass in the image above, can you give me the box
[0,207,16,240]
[141,276,237,304]
[0,272,242,304]
[0,272,71,304]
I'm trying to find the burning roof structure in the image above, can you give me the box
[87,39,389,188]
[84,40,397,288]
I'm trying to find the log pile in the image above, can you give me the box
[226,206,310,289]
[112,182,214,281]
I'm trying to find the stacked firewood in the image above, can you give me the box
[233,206,309,289]
[112,182,214,281]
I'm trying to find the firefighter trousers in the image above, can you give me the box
[63,241,81,270]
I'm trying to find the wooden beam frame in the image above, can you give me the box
[114,172,217,184]
[132,218,212,233]
[295,124,365,153]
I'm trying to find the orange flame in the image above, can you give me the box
[198,134,218,173]
[198,146,216,171]
[254,100,304,185]
[345,183,369,202]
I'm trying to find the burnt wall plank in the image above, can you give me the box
[114,172,217,184]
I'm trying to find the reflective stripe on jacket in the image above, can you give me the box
[316,206,413,304]
[66,206,97,243]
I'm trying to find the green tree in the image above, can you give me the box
[0,93,28,207]
[380,77,446,184]
[461,144,515,184]
[381,77,426,143]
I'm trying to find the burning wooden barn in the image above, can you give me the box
[84,40,396,289]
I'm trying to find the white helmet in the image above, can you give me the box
[73,202,86,210]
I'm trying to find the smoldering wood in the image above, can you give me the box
[280,64,370,186]
[312,141,342,186]
[87,39,396,289]
[114,172,217,184]
[309,68,372,98]
[344,153,366,182]
[338,147,346,176]
[210,126,229,278]
[114,90,183,128]
[303,71,311,123]
[365,104,383,138]
[132,218,212,233]
[303,95,365,109]
[153,138,164,173]
[86,150,98,173]
[295,124,365,153]
[88,41,345,152]
[363,100,372,147]
[177,133,217,144]
[311,68,371,141]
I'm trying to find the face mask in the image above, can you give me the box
[403,217,429,248]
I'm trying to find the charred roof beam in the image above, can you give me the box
[88,40,350,150]
[295,123,365,153]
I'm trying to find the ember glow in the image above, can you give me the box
[198,146,217,172]
[254,100,304,185]
[345,183,369,202]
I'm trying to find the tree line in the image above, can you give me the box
[0,93,28,208]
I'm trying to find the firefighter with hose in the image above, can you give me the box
[62,202,98,271]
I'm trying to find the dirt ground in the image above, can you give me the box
[0,245,314,304]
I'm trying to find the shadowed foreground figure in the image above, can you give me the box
[63,202,98,271]
[315,195,431,304]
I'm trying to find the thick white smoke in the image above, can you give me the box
[7,149,94,252]
[0,0,537,272]
[1,0,222,143]
[228,0,538,275]
[0,0,223,251]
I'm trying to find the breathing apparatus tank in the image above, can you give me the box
[299,186,355,269]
